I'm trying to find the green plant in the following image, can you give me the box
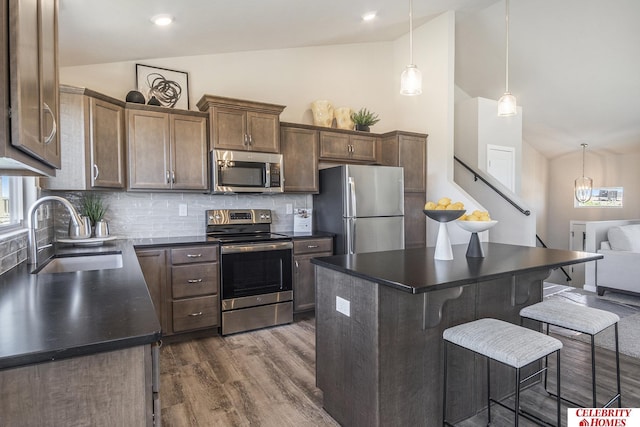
[350,108,380,127]
[81,192,107,225]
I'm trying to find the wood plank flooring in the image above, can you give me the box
[160,310,640,427]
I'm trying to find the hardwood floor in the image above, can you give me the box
[160,291,640,427]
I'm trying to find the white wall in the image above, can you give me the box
[547,149,640,251]
[521,140,549,242]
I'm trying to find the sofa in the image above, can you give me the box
[596,223,640,296]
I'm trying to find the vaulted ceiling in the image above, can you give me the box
[58,0,640,159]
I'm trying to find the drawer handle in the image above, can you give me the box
[188,312,203,317]
[186,254,202,258]
[307,245,319,249]
[187,279,203,284]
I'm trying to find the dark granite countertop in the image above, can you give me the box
[311,243,602,294]
[0,239,163,370]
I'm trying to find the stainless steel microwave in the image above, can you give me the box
[211,150,284,193]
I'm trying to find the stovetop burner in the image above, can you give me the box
[205,209,290,243]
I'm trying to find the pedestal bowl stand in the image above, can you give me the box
[455,220,498,257]
[423,210,466,260]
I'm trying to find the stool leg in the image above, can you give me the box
[442,341,448,426]
[514,368,520,427]
[556,350,562,427]
[615,323,622,408]
[487,357,492,426]
[591,334,597,407]
[543,323,550,392]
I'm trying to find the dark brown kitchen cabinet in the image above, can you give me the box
[319,130,378,163]
[136,244,220,336]
[41,85,126,190]
[0,0,57,175]
[135,248,167,332]
[197,94,285,153]
[127,105,208,191]
[380,131,428,248]
[281,123,319,193]
[293,237,333,313]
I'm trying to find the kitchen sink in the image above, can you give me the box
[35,253,123,274]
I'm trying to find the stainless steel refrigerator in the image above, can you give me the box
[313,165,404,254]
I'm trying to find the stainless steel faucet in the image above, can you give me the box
[27,196,89,265]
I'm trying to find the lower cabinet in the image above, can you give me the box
[0,345,157,426]
[293,237,333,313]
[136,244,220,336]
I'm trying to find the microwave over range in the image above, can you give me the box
[211,150,283,194]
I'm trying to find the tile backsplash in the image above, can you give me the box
[45,191,313,239]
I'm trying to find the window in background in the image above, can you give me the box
[575,187,624,208]
[0,176,24,229]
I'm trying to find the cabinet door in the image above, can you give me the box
[135,249,167,333]
[39,0,59,167]
[246,111,280,153]
[90,98,125,188]
[127,109,171,189]
[281,126,319,193]
[350,134,377,163]
[294,250,333,313]
[398,135,426,192]
[170,114,208,190]
[212,107,247,151]
[319,131,350,160]
[9,0,44,160]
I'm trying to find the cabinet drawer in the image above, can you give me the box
[171,264,218,298]
[171,246,218,264]
[294,238,333,255]
[172,295,219,332]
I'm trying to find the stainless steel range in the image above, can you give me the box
[206,209,293,335]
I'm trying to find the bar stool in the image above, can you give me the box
[520,299,622,408]
[442,318,562,427]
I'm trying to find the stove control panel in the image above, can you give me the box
[207,209,272,225]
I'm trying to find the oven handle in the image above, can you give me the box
[221,241,293,254]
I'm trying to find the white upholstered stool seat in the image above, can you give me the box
[442,318,562,427]
[520,299,622,409]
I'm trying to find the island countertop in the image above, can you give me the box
[0,239,162,371]
[311,242,602,294]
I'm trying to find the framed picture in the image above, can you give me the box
[136,64,189,109]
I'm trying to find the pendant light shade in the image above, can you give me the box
[400,0,422,96]
[497,0,517,116]
[574,143,593,203]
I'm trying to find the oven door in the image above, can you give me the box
[220,241,293,300]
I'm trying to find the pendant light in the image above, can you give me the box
[497,0,517,116]
[574,143,593,203]
[400,0,422,96]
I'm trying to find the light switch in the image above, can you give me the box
[336,296,351,317]
[286,204,293,214]
[179,204,188,216]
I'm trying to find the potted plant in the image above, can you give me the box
[81,192,108,236]
[350,108,380,132]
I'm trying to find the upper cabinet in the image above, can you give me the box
[380,132,427,192]
[0,0,58,175]
[319,130,378,164]
[41,85,126,190]
[127,104,208,191]
[281,123,319,193]
[197,95,285,153]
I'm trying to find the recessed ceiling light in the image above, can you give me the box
[362,11,377,21]
[151,14,173,26]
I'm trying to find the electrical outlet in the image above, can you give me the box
[179,204,188,216]
[336,296,351,317]
[286,203,293,214]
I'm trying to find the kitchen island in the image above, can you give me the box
[311,243,602,426]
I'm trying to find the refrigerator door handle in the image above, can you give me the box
[346,218,356,254]
[348,176,357,218]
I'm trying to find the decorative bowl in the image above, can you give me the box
[423,210,466,223]
[455,220,498,233]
